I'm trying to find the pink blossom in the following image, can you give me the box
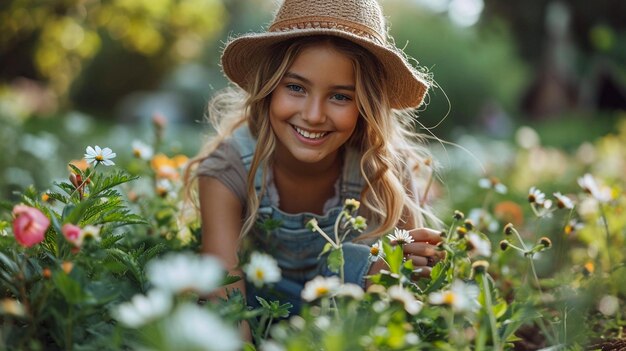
[62,224,83,247]
[12,205,50,247]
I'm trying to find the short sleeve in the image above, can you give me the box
[196,142,247,206]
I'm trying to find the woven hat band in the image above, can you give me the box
[269,17,385,45]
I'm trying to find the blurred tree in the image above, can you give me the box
[482,0,626,64]
[386,2,529,134]
[481,0,626,118]
[0,0,227,114]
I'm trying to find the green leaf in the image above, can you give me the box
[53,271,88,304]
[104,248,144,289]
[223,275,242,286]
[327,247,344,274]
[423,261,450,294]
[493,298,508,319]
[317,242,334,259]
[68,163,84,177]
[382,241,403,274]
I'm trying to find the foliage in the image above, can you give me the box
[1,118,625,350]
[0,0,226,100]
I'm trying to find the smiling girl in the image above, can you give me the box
[185,0,443,315]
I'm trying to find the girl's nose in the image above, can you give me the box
[302,97,326,124]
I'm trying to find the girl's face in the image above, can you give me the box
[269,43,359,166]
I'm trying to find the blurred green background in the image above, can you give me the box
[1,0,625,201]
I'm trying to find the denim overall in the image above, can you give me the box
[230,126,372,313]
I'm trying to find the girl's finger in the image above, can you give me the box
[409,255,428,267]
[409,228,443,244]
[412,266,433,278]
[404,242,438,257]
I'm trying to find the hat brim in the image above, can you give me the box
[221,28,429,109]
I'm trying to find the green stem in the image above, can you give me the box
[66,305,73,351]
[598,204,612,270]
[311,223,339,249]
[263,316,273,340]
[447,310,455,346]
[527,255,543,294]
[481,190,493,215]
[68,164,98,200]
[481,275,501,350]
[333,211,344,245]
[511,228,529,251]
[256,314,268,342]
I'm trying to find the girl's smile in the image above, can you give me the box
[269,42,360,167]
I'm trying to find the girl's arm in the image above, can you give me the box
[198,176,245,296]
[198,176,251,339]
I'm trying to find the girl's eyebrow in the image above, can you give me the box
[284,72,355,91]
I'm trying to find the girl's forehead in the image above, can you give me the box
[287,43,356,87]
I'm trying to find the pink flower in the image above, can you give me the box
[12,205,50,248]
[62,224,83,247]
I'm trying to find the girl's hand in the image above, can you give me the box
[398,228,444,278]
[366,228,445,287]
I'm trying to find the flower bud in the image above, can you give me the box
[453,210,465,220]
[456,226,467,238]
[306,218,318,231]
[463,219,474,231]
[61,261,74,274]
[42,268,52,279]
[503,223,514,235]
[472,260,489,274]
[538,237,552,249]
[344,199,360,212]
[582,261,594,276]
[499,240,509,251]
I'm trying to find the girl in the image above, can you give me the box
[185,0,443,313]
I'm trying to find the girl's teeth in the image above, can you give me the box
[294,126,327,139]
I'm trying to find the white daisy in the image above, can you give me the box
[528,186,546,205]
[81,225,101,242]
[112,289,172,328]
[301,276,341,302]
[368,240,385,262]
[467,233,492,257]
[428,280,480,313]
[131,140,154,160]
[578,173,611,203]
[146,253,223,295]
[336,283,365,300]
[553,192,574,209]
[84,145,116,166]
[387,285,423,315]
[386,228,414,245]
[478,177,508,194]
[163,303,241,351]
[243,252,282,288]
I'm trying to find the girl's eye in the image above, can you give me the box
[332,93,352,101]
[286,84,304,93]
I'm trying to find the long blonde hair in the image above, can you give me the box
[184,36,437,242]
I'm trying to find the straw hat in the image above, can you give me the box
[221,0,430,109]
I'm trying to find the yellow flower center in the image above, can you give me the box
[370,246,379,256]
[315,286,329,296]
[584,262,595,274]
[255,269,264,280]
[95,155,104,161]
[442,292,456,305]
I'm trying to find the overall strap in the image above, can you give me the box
[230,125,265,191]
[340,147,365,202]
